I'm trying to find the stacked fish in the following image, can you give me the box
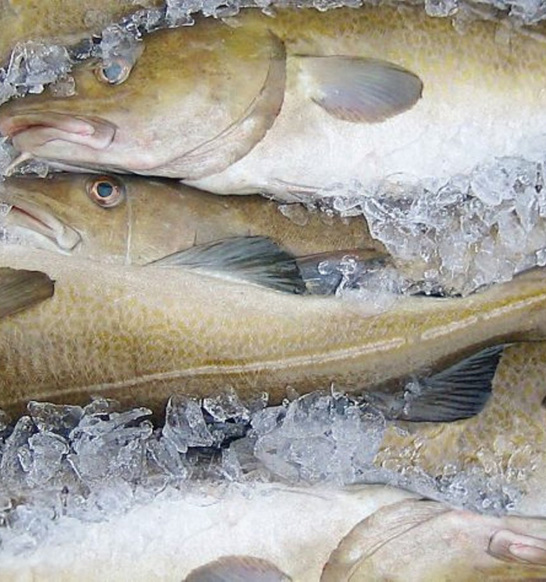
[1,1,546,579]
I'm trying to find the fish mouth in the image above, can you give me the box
[0,191,81,252]
[0,111,116,168]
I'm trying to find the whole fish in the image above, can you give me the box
[1,240,546,420]
[0,173,380,263]
[1,482,546,581]
[0,0,161,67]
[1,7,546,198]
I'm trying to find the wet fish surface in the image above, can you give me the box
[2,6,546,199]
[0,173,381,263]
[0,239,546,418]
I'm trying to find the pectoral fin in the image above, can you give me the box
[367,345,505,422]
[302,56,423,123]
[185,555,291,581]
[150,236,307,295]
[0,267,54,319]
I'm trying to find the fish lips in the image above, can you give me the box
[0,188,81,252]
[0,111,117,166]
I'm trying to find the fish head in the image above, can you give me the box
[0,173,238,263]
[323,498,546,581]
[0,20,285,178]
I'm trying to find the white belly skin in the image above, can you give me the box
[187,59,546,198]
[185,8,546,198]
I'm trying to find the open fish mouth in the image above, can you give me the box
[0,111,116,166]
[0,191,81,252]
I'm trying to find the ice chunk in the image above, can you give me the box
[68,407,153,485]
[2,42,71,100]
[252,393,386,485]
[163,395,214,453]
[146,434,190,481]
[0,416,36,488]
[48,75,76,98]
[425,0,458,17]
[28,402,83,437]
[202,389,251,423]
[0,140,16,176]
[18,432,69,487]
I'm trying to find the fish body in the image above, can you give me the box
[0,173,379,262]
[0,0,162,67]
[1,242,546,417]
[2,7,546,198]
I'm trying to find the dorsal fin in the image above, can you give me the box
[150,236,307,295]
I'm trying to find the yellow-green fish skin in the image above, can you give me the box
[2,6,546,197]
[0,173,379,263]
[1,244,546,417]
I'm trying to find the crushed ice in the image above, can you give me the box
[310,156,546,295]
[0,0,542,557]
[0,391,525,553]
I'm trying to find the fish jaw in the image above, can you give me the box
[0,185,82,252]
[0,111,117,172]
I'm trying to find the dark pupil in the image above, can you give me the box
[96,182,114,198]
[103,62,123,82]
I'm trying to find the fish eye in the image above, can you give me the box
[94,57,131,85]
[86,176,125,208]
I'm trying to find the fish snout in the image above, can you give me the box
[0,189,81,252]
[489,529,546,566]
[0,111,116,164]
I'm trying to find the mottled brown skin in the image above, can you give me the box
[0,0,162,66]
[0,173,380,262]
[3,6,546,196]
[1,246,546,420]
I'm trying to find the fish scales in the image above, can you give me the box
[2,7,546,198]
[1,245,546,417]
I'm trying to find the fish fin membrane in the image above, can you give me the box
[303,56,423,123]
[371,345,505,422]
[150,235,307,294]
[0,267,54,319]
[184,555,292,581]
